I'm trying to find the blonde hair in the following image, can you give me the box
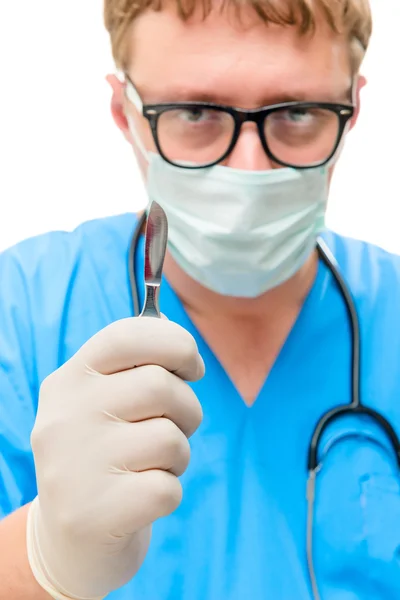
[104,0,372,74]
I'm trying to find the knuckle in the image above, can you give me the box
[151,472,183,516]
[85,318,132,363]
[180,332,200,365]
[191,393,204,429]
[36,364,71,418]
[159,418,184,454]
[142,365,172,401]
[184,389,204,436]
[29,427,41,455]
[30,420,53,457]
[175,440,191,476]
[147,364,171,390]
[157,419,191,476]
[102,322,125,354]
[38,370,56,401]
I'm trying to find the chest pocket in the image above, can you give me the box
[312,415,400,600]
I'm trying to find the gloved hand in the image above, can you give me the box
[27,317,204,600]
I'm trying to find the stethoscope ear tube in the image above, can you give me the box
[310,239,400,472]
[316,238,361,407]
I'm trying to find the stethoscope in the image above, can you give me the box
[128,213,400,600]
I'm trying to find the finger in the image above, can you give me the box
[75,317,205,382]
[101,364,203,438]
[109,470,183,535]
[108,418,191,477]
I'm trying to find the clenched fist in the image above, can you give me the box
[27,317,204,600]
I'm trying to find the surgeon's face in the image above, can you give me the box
[108,3,365,177]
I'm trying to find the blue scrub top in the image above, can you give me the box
[1,213,400,599]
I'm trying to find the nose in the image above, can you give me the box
[224,122,275,171]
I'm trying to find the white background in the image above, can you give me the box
[0,1,398,253]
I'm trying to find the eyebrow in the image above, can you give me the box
[135,82,353,106]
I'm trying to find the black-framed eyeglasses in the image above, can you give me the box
[125,77,354,170]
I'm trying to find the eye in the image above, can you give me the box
[281,107,314,124]
[178,108,212,123]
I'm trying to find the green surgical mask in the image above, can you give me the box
[128,115,328,298]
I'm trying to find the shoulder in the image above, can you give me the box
[0,212,137,278]
[323,230,400,414]
[0,213,139,377]
[322,229,400,303]
[0,213,138,308]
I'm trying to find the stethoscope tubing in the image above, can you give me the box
[128,219,400,599]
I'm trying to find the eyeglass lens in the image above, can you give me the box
[156,105,341,167]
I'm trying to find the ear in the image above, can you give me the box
[349,74,367,131]
[106,74,131,142]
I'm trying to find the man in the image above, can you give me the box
[1,0,399,598]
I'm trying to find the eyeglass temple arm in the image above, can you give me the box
[124,77,143,111]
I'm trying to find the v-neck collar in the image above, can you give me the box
[134,234,331,411]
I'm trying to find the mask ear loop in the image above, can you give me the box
[124,78,152,213]
[124,78,150,162]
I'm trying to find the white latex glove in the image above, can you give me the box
[27,316,204,600]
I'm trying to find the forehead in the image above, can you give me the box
[129,6,351,105]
